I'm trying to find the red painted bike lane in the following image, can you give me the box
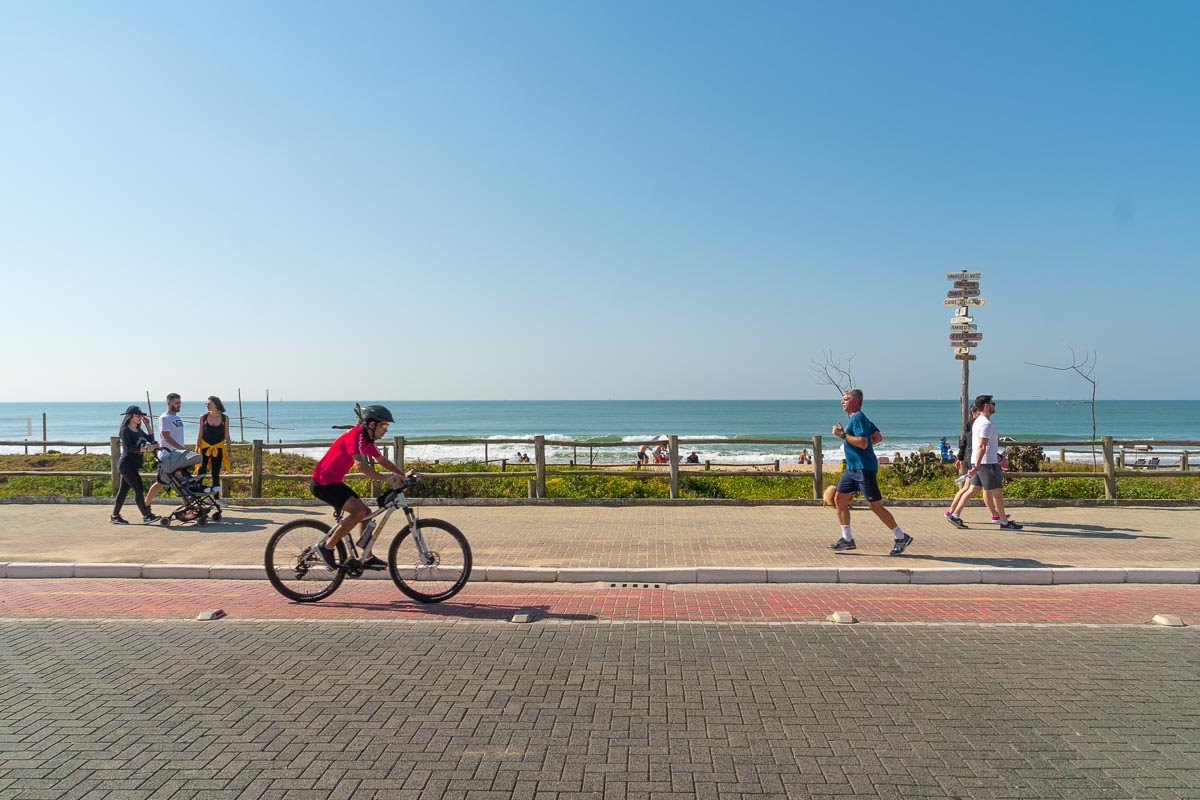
[2,579,1198,624]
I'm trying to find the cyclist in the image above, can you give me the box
[309,404,412,569]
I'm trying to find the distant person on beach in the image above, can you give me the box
[940,437,951,462]
[828,389,913,556]
[110,406,161,525]
[196,396,233,491]
[653,443,669,463]
[146,393,186,509]
[521,453,530,463]
[637,444,650,465]
[309,404,412,571]
[685,450,700,464]
[798,449,810,465]
[945,395,1022,530]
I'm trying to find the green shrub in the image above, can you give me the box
[1005,444,1045,472]
[891,451,950,486]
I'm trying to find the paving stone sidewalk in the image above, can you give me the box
[1,502,1197,575]
[1,619,1197,799]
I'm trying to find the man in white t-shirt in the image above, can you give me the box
[945,394,1021,529]
[146,393,185,508]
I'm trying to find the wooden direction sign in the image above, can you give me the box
[953,279,980,289]
[949,331,983,342]
[954,306,971,317]
[949,338,981,348]
[946,288,981,299]
[954,346,973,356]
[955,352,977,361]
[944,297,986,306]
[946,271,982,280]
[950,314,974,325]
[949,321,977,331]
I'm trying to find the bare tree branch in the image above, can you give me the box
[1026,345,1098,465]
[810,350,856,396]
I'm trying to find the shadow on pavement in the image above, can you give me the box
[162,514,277,533]
[914,555,1075,569]
[310,599,597,622]
[1014,521,1163,539]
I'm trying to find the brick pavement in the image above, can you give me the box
[3,578,1200,625]
[1,619,1197,799]
[1,502,1198,576]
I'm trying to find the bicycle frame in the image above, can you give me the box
[334,485,432,567]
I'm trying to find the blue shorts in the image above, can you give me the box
[836,469,883,503]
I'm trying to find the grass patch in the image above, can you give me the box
[2,453,1196,501]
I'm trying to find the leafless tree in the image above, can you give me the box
[1027,346,1098,466]
[810,350,856,396]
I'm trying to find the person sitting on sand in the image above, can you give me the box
[685,450,700,464]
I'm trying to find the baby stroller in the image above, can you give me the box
[155,448,223,526]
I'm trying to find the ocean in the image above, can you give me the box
[0,400,1193,464]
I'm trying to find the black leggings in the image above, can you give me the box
[113,457,150,518]
[199,450,223,488]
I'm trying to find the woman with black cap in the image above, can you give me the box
[111,406,161,525]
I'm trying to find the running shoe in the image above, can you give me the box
[829,538,856,552]
[142,514,161,525]
[999,520,1024,530]
[945,514,968,529]
[889,533,914,556]
[110,515,129,525]
[363,556,388,571]
[313,543,337,570]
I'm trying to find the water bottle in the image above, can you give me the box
[357,520,377,548]
[954,474,968,486]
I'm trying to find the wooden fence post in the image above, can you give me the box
[1183,451,1190,471]
[534,435,547,498]
[81,479,93,498]
[252,439,263,498]
[812,436,824,500]
[1102,436,1117,500]
[394,436,405,471]
[220,476,232,498]
[668,435,679,499]
[110,437,120,495]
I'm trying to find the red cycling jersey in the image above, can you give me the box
[311,425,382,485]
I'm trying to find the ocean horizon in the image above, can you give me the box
[0,400,1194,465]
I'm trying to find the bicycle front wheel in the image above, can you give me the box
[387,518,472,603]
[265,519,347,602]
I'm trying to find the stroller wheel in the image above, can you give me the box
[196,515,208,527]
[211,511,222,522]
[160,517,171,527]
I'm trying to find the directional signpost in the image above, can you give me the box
[945,270,985,434]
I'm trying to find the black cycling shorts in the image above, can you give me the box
[310,479,358,512]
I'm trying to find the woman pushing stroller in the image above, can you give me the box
[110,406,162,525]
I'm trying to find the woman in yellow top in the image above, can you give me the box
[196,395,233,490]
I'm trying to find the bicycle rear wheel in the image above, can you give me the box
[387,518,472,603]
[265,519,347,602]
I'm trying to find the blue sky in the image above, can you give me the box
[3,1,1197,401]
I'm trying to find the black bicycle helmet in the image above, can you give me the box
[356,403,395,424]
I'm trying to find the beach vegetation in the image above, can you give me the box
[1005,444,1045,472]
[890,451,950,486]
[2,452,1198,501]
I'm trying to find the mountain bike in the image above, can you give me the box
[264,475,471,604]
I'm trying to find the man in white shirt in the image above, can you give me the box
[945,394,1022,529]
[146,393,185,508]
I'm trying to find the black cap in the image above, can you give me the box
[123,405,147,416]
